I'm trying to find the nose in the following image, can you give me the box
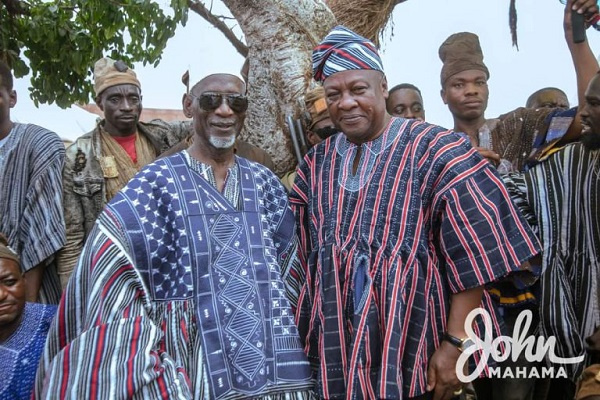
[0,285,7,301]
[338,92,358,110]
[580,103,590,118]
[120,98,133,110]
[465,82,479,96]
[404,110,416,119]
[214,98,234,116]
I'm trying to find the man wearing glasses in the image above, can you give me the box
[58,57,190,289]
[35,73,315,399]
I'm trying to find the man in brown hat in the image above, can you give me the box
[439,1,599,399]
[58,57,190,288]
[439,0,597,173]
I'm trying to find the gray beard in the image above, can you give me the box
[209,134,236,149]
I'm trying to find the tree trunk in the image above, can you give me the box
[221,0,336,175]
[220,0,403,175]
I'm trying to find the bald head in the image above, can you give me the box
[526,87,569,110]
[191,74,246,96]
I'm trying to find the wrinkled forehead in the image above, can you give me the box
[0,257,21,278]
[537,89,568,102]
[194,74,245,95]
[100,83,141,98]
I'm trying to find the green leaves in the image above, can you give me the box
[0,0,189,108]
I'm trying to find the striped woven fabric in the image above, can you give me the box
[34,154,315,399]
[0,123,65,303]
[512,143,600,379]
[289,117,541,399]
[312,25,384,83]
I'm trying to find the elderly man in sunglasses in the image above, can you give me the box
[160,68,275,171]
[35,73,315,399]
[58,57,190,289]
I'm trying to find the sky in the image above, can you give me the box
[10,0,600,141]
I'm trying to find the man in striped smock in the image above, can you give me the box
[503,71,600,400]
[34,73,314,399]
[288,26,541,400]
[0,61,65,304]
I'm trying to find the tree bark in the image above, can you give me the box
[221,0,336,175]
[218,0,404,174]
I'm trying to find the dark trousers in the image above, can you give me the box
[545,378,576,400]
[473,305,550,400]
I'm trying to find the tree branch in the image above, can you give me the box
[187,0,248,58]
[1,0,31,16]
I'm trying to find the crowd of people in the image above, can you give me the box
[1,0,600,399]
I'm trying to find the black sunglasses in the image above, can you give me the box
[190,92,248,114]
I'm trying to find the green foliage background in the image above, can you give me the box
[0,0,188,108]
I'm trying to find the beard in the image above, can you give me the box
[581,131,600,151]
[209,134,236,149]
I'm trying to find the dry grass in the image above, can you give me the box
[326,0,401,47]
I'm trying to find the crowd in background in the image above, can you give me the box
[1,0,600,399]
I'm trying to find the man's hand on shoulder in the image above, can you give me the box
[475,147,501,168]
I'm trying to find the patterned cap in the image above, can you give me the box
[0,233,19,265]
[305,86,330,130]
[93,57,141,96]
[312,25,384,83]
[439,32,489,86]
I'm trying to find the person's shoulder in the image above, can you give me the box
[544,142,586,163]
[24,302,58,327]
[65,130,95,158]
[17,123,63,147]
[140,119,191,133]
[32,302,58,317]
[399,118,465,153]
[240,156,287,190]
[235,139,274,167]
[240,156,275,177]
[139,151,178,175]
[389,117,451,143]
[497,106,557,122]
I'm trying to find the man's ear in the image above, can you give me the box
[381,75,389,99]
[94,95,104,111]
[440,88,448,105]
[8,89,16,108]
[138,95,143,115]
[182,93,193,118]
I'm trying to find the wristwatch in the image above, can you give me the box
[443,333,475,352]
